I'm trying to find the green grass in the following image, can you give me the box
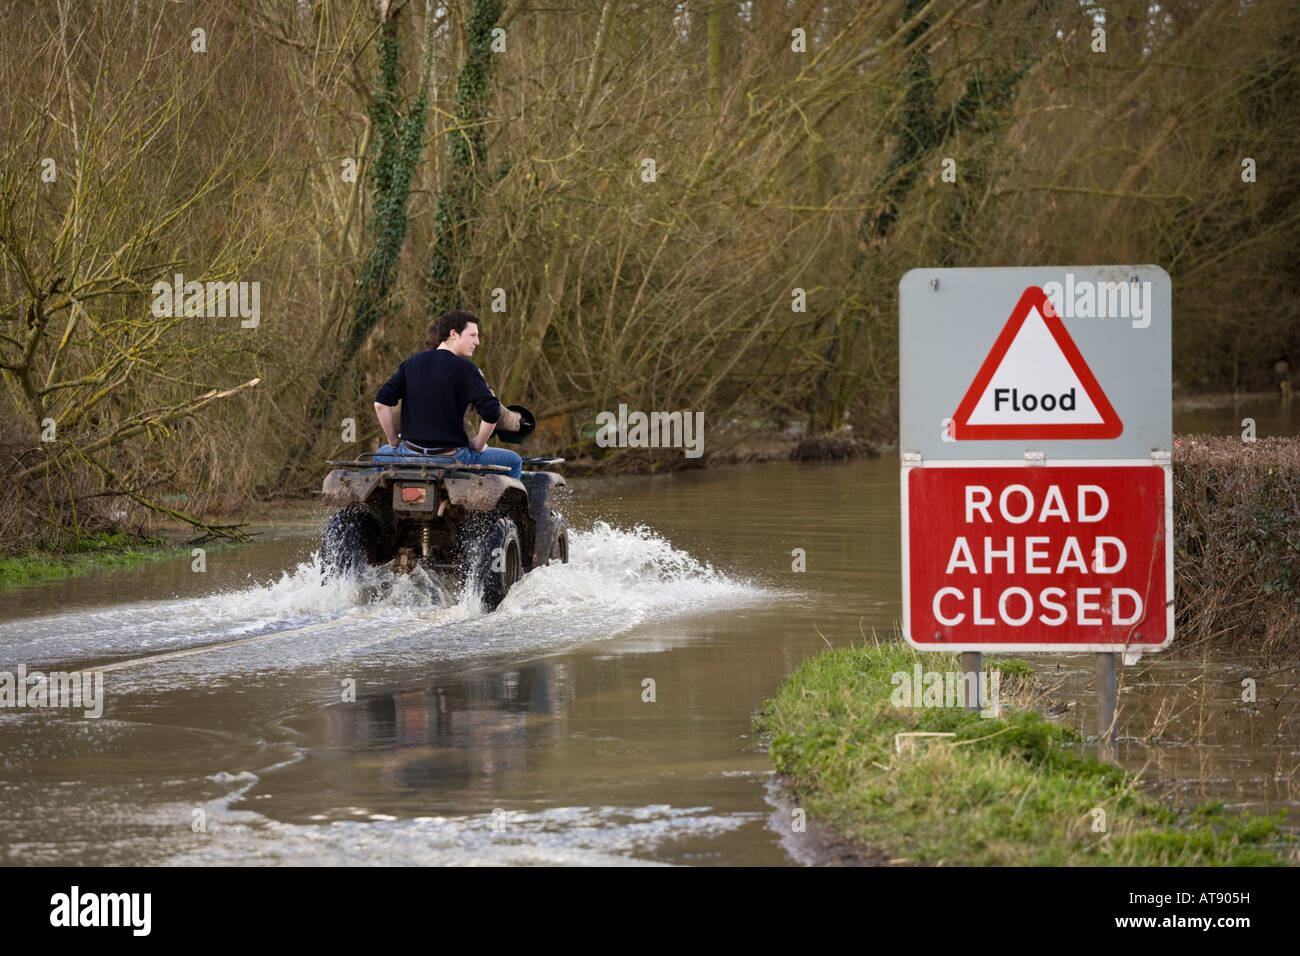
[754,640,1297,866]
[0,531,193,586]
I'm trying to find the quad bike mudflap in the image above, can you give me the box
[318,453,568,611]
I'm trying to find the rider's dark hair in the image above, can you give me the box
[428,310,481,347]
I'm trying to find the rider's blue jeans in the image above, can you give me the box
[374,443,522,480]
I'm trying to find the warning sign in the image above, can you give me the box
[902,464,1172,651]
[951,287,1122,441]
[900,267,1173,654]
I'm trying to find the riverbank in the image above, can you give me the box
[754,640,1297,866]
[559,390,1285,473]
[560,429,886,475]
[0,531,250,589]
[0,531,176,587]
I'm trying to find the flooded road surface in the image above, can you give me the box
[0,399,1295,865]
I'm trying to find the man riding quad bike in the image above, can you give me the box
[319,310,568,609]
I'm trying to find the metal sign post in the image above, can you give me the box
[961,651,982,711]
[1096,652,1118,743]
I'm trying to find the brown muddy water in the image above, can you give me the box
[0,399,1295,865]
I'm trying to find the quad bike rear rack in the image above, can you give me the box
[319,454,565,489]
[325,453,563,474]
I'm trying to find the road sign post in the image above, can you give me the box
[961,651,982,711]
[900,266,1172,743]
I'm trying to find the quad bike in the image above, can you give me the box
[319,448,568,611]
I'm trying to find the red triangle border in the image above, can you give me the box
[951,286,1123,441]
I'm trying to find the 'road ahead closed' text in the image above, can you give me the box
[905,467,1169,647]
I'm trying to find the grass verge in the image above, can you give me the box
[0,531,197,587]
[754,639,1297,865]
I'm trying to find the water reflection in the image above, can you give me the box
[318,662,574,794]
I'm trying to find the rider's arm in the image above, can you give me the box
[465,366,504,426]
[374,362,406,447]
[373,401,400,447]
[464,362,514,440]
[469,418,496,453]
[497,406,522,431]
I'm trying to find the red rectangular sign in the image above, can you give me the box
[903,464,1172,651]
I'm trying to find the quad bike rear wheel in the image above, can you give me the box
[549,515,569,564]
[470,516,522,611]
[322,506,389,581]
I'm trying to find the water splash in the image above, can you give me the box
[0,522,764,674]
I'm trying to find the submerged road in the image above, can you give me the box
[0,463,878,865]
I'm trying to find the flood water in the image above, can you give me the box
[0,399,1294,865]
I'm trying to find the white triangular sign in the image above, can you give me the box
[965,305,1103,425]
[951,286,1122,441]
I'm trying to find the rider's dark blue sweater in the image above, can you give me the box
[375,349,504,448]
